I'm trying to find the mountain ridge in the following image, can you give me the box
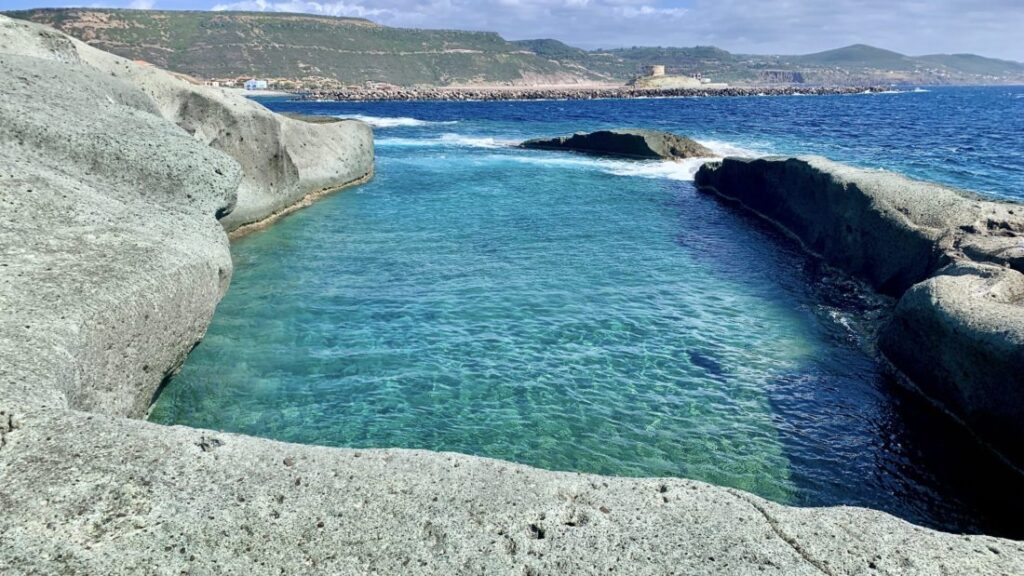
[6,8,1023,87]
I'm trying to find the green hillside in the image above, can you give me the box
[793,44,918,70]
[593,46,759,82]
[6,8,1023,87]
[917,53,1024,77]
[4,8,607,85]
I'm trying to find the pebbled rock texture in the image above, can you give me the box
[696,156,1024,469]
[1,17,1023,575]
[521,129,713,160]
[2,410,1023,575]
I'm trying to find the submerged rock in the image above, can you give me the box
[520,129,713,160]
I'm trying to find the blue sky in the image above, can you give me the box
[5,1,1024,60]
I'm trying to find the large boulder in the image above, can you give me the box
[695,156,1024,467]
[521,129,713,160]
[880,261,1024,464]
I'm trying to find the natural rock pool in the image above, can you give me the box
[151,88,1024,537]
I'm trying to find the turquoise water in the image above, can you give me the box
[151,88,1024,536]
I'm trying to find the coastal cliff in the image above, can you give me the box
[1,15,1023,574]
[695,157,1024,467]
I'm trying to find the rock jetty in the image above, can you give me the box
[521,129,713,160]
[301,85,887,102]
[2,15,1023,575]
[696,157,1024,468]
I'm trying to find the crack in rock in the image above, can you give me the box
[729,491,837,576]
[0,411,19,451]
[196,435,224,452]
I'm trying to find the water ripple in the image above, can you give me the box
[153,88,1024,538]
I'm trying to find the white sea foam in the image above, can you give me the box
[497,154,714,182]
[603,158,711,181]
[602,139,762,181]
[437,133,520,148]
[867,88,931,95]
[697,139,763,158]
[381,132,763,181]
[333,114,458,128]
[377,133,519,148]
[498,138,763,182]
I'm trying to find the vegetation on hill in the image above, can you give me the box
[917,53,1024,76]
[791,44,918,70]
[6,8,1023,88]
[5,8,611,86]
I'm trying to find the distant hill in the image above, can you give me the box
[6,9,1024,88]
[792,44,919,70]
[916,53,1024,76]
[4,8,612,86]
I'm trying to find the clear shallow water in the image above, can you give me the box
[151,87,1024,537]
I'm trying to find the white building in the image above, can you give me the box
[244,79,269,91]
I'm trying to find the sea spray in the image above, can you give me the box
[333,114,459,128]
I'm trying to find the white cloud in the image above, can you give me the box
[129,0,156,8]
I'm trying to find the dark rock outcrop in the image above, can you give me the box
[521,129,713,160]
[695,156,1024,467]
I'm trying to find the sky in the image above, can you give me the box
[5,1,1024,61]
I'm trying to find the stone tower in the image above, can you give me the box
[645,65,666,77]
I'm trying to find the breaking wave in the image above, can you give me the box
[377,133,520,148]
[334,114,458,128]
[379,134,762,181]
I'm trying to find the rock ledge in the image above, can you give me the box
[696,156,1024,468]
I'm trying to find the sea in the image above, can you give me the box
[150,86,1024,537]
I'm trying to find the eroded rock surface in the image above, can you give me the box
[0,15,373,418]
[521,129,713,160]
[0,15,375,236]
[696,156,1024,468]
[1,16,1022,575]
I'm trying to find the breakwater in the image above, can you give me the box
[300,85,887,102]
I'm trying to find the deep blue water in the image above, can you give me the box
[151,87,1024,537]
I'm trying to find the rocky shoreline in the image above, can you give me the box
[2,14,1024,575]
[696,158,1024,470]
[300,84,889,102]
